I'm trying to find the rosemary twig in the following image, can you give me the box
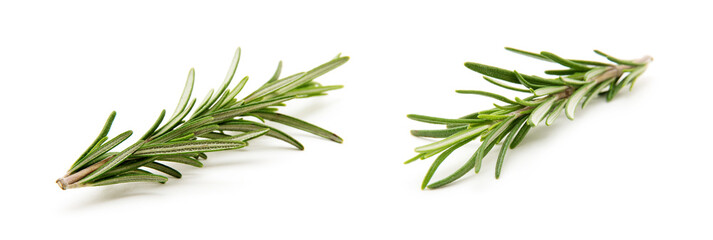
[407,48,651,189]
[57,48,348,190]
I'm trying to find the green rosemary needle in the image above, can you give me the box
[407,47,651,189]
[56,48,348,190]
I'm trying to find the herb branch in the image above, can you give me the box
[407,47,651,189]
[57,48,348,190]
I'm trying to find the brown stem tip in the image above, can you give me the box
[56,179,67,190]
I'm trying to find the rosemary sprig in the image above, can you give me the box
[407,47,651,189]
[56,48,349,190]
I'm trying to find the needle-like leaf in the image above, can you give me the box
[231,128,271,142]
[272,56,349,96]
[594,50,646,66]
[582,78,615,109]
[69,130,134,173]
[80,140,146,184]
[482,76,531,93]
[84,173,168,187]
[546,100,566,126]
[411,126,468,138]
[267,61,283,84]
[247,72,305,102]
[192,89,215,118]
[407,114,489,125]
[141,110,166,140]
[561,77,589,86]
[415,125,489,154]
[465,62,547,85]
[505,47,551,61]
[210,96,293,121]
[545,69,584,75]
[170,68,195,120]
[540,51,592,71]
[514,70,546,89]
[218,121,304,150]
[218,76,250,108]
[506,47,611,67]
[280,85,344,98]
[73,111,116,166]
[565,82,595,120]
[474,117,517,173]
[154,99,197,137]
[533,86,569,97]
[157,156,203,168]
[135,140,246,156]
[495,118,527,178]
[145,162,182,178]
[514,97,545,107]
[528,97,557,126]
[425,152,477,189]
[252,111,342,143]
[151,116,215,144]
[422,140,469,189]
[192,48,242,116]
[456,90,520,105]
[96,157,159,178]
[624,66,648,91]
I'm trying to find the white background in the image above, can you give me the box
[1,0,711,239]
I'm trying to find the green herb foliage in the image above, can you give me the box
[407,48,651,189]
[57,48,348,190]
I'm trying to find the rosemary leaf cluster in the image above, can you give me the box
[57,48,348,190]
[407,47,651,189]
